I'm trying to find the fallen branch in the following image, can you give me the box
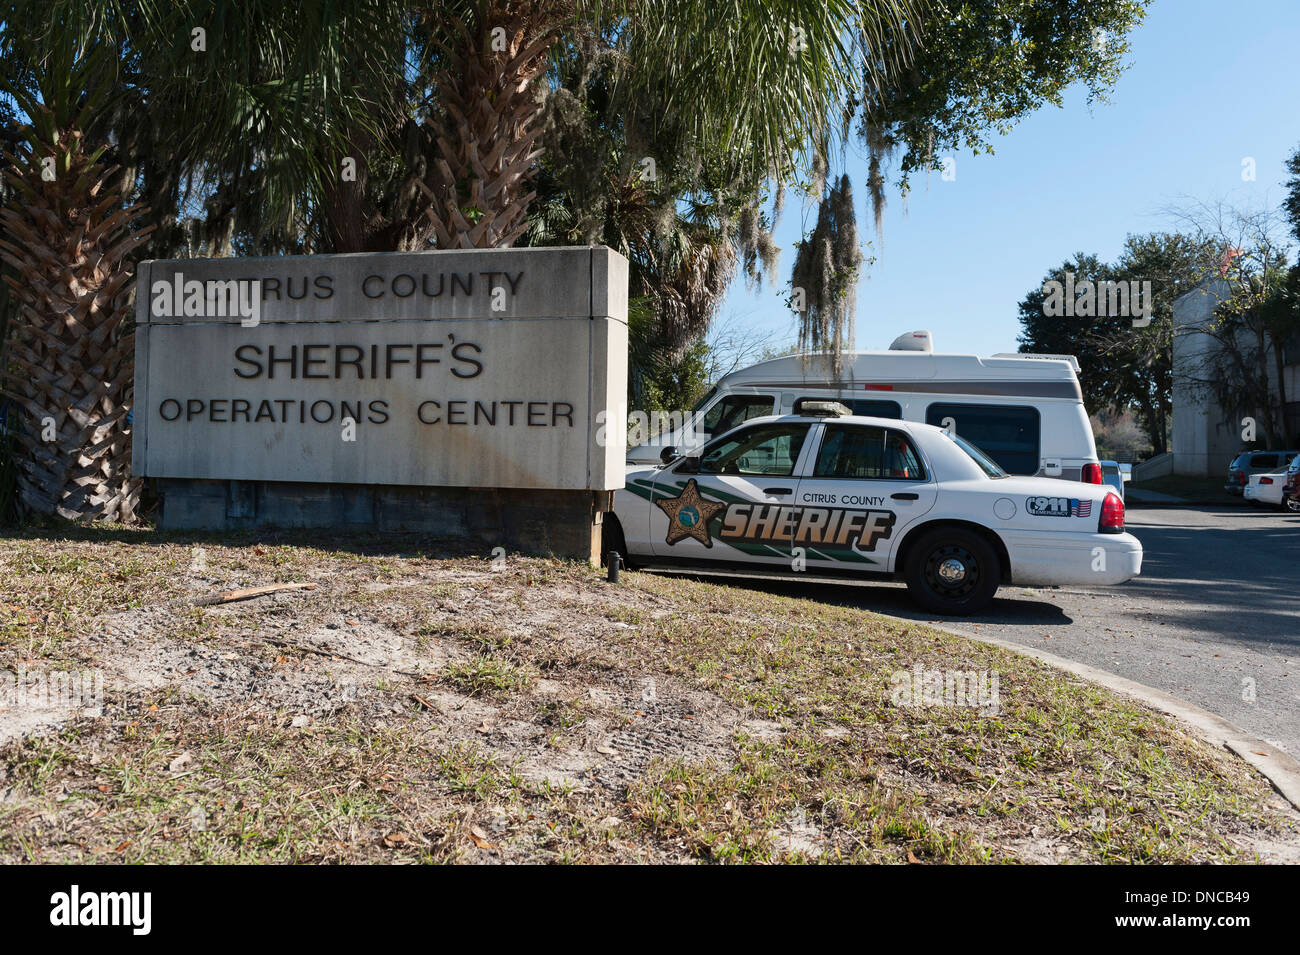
[189,583,317,607]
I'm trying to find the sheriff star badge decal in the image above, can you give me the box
[655,479,726,547]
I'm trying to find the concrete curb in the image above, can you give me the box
[924,622,1300,812]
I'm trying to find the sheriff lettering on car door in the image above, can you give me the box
[656,477,897,554]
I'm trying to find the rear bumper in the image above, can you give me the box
[1003,531,1142,586]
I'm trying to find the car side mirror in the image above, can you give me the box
[659,446,678,465]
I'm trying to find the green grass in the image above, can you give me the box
[440,654,534,697]
[1129,474,1238,502]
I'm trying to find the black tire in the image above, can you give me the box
[600,516,634,570]
[903,527,1000,616]
[1285,496,1300,513]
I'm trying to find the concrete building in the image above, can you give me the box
[1170,279,1300,476]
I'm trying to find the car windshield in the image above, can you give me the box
[946,432,1008,478]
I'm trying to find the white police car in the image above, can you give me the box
[604,402,1142,615]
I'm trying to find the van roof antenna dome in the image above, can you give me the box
[888,330,933,352]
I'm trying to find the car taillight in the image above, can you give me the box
[1261,477,1274,485]
[1099,492,1124,533]
[1238,472,1247,485]
[1082,463,1103,484]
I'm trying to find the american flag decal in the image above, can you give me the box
[1071,499,1092,517]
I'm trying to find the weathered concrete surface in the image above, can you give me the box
[157,479,609,561]
[136,246,621,324]
[133,247,628,491]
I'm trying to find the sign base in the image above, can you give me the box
[157,479,611,564]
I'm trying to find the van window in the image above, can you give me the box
[701,394,775,437]
[946,432,1008,478]
[814,425,927,481]
[1249,453,1279,469]
[796,397,902,419]
[698,423,809,477]
[925,403,1040,475]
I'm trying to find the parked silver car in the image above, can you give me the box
[1099,460,1127,502]
[1225,450,1300,495]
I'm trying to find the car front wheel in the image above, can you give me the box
[903,527,1000,616]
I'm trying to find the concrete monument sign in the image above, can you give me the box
[133,247,628,559]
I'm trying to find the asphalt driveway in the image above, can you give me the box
[658,505,1300,758]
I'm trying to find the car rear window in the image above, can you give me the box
[813,425,927,481]
[925,403,1040,475]
[1250,454,1279,468]
[947,432,1008,478]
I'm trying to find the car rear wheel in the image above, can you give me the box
[1286,496,1300,513]
[903,527,1000,616]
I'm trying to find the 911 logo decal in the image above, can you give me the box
[1026,496,1093,517]
[657,479,897,551]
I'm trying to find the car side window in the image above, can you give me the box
[701,395,774,437]
[696,423,809,477]
[1251,454,1278,468]
[813,425,927,481]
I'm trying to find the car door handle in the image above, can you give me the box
[891,492,919,501]
[764,487,794,495]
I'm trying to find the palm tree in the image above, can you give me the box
[0,0,922,521]
[413,0,919,250]
[0,39,151,521]
[0,0,402,521]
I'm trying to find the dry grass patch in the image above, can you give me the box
[0,525,1295,864]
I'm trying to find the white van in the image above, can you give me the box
[627,330,1104,485]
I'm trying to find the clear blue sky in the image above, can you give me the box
[718,0,1300,358]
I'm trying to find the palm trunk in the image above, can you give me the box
[420,1,566,249]
[0,121,151,522]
